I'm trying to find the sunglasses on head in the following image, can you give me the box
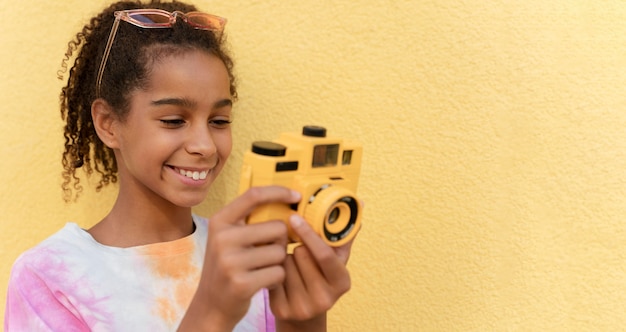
[96,9,227,98]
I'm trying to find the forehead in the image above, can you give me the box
[131,48,231,103]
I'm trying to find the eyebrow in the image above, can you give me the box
[151,97,233,109]
[214,98,233,109]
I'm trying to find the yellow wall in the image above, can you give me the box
[3,0,626,330]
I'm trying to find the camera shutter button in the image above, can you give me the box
[251,141,287,156]
[302,126,327,137]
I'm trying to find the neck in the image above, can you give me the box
[88,185,195,248]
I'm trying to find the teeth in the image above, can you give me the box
[178,168,208,181]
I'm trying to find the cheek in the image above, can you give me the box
[215,130,233,159]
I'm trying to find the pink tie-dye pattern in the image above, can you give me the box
[5,216,277,331]
[5,247,112,331]
[263,288,277,331]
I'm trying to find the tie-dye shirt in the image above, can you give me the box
[5,215,275,331]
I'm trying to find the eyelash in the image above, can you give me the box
[211,119,233,127]
[159,119,232,128]
[160,119,185,127]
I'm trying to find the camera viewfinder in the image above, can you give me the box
[313,144,339,167]
[342,150,353,165]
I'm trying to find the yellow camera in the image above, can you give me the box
[238,126,362,247]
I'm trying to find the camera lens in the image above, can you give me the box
[304,186,362,247]
[328,207,340,224]
[323,196,358,243]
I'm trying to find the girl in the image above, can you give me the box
[5,0,356,331]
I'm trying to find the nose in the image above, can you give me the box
[185,123,217,157]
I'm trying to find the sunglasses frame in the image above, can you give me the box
[95,9,227,98]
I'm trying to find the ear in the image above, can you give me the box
[91,98,120,149]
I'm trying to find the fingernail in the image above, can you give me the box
[291,190,301,200]
[289,214,304,228]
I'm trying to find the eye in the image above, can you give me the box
[160,118,185,128]
[210,118,232,129]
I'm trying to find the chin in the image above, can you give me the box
[175,197,207,208]
[165,191,209,208]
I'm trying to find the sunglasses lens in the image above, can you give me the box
[186,13,225,30]
[128,13,171,25]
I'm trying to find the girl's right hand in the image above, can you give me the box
[178,186,301,331]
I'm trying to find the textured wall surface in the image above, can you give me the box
[3,0,626,330]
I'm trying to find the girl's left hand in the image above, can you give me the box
[269,213,359,329]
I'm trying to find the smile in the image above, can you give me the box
[173,167,209,181]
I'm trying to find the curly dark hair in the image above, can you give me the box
[58,0,237,201]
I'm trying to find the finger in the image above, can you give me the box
[268,275,289,317]
[220,220,289,248]
[282,254,314,319]
[237,242,287,271]
[333,238,355,265]
[283,253,307,298]
[292,245,324,281]
[234,266,286,299]
[211,186,301,228]
[334,224,361,264]
[292,246,339,312]
[288,214,348,281]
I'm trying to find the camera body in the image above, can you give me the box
[238,126,362,247]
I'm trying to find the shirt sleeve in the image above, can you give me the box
[4,258,90,332]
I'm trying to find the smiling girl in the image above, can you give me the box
[5,1,355,331]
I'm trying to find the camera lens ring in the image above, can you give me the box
[304,185,361,247]
[323,196,359,243]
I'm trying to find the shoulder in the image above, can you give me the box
[10,223,99,280]
[6,224,109,331]
[7,224,93,313]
